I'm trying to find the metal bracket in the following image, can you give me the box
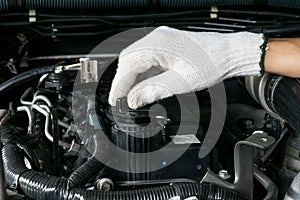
[201,131,275,200]
[29,9,36,23]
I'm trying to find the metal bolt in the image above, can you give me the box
[218,170,231,180]
[260,137,268,143]
[96,178,114,192]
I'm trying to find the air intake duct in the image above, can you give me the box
[245,74,300,133]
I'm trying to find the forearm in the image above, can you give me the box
[264,38,300,78]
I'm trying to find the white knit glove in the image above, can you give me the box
[109,26,266,109]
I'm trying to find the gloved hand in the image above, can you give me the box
[109,26,267,109]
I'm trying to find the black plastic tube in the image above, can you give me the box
[52,108,60,176]
[1,126,246,200]
[0,65,55,95]
[16,143,40,171]
[68,183,246,200]
[0,140,6,200]
[0,125,40,171]
[68,157,104,188]
[2,142,28,188]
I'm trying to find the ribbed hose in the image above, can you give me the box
[1,126,247,200]
[2,0,300,11]
[265,77,300,132]
[0,126,40,171]
[19,171,69,200]
[18,172,247,200]
[69,157,104,188]
[68,183,246,200]
[2,143,28,188]
[246,75,300,133]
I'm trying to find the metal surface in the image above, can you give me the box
[96,178,114,192]
[116,178,197,187]
[261,128,288,163]
[201,131,275,200]
[254,167,278,200]
[218,170,231,180]
[80,58,99,83]
[28,54,119,61]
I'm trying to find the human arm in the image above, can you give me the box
[265,38,300,78]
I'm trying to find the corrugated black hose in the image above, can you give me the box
[1,126,247,200]
[69,157,104,188]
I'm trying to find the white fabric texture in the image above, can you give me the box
[109,26,265,109]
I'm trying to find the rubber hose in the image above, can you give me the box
[68,157,104,188]
[0,126,40,171]
[2,143,28,188]
[68,183,246,200]
[16,143,40,171]
[18,173,247,200]
[0,65,55,95]
[265,77,300,132]
[245,75,300,133]
[1,126,246,200]
[19,171,69,200]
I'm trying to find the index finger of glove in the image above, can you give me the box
[108,50,160,106]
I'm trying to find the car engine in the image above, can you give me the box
[0,2,300,200]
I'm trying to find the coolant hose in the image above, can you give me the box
[1,126,246,200]
[0,65,55,95]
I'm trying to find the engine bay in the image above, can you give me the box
[0,3,300,200]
